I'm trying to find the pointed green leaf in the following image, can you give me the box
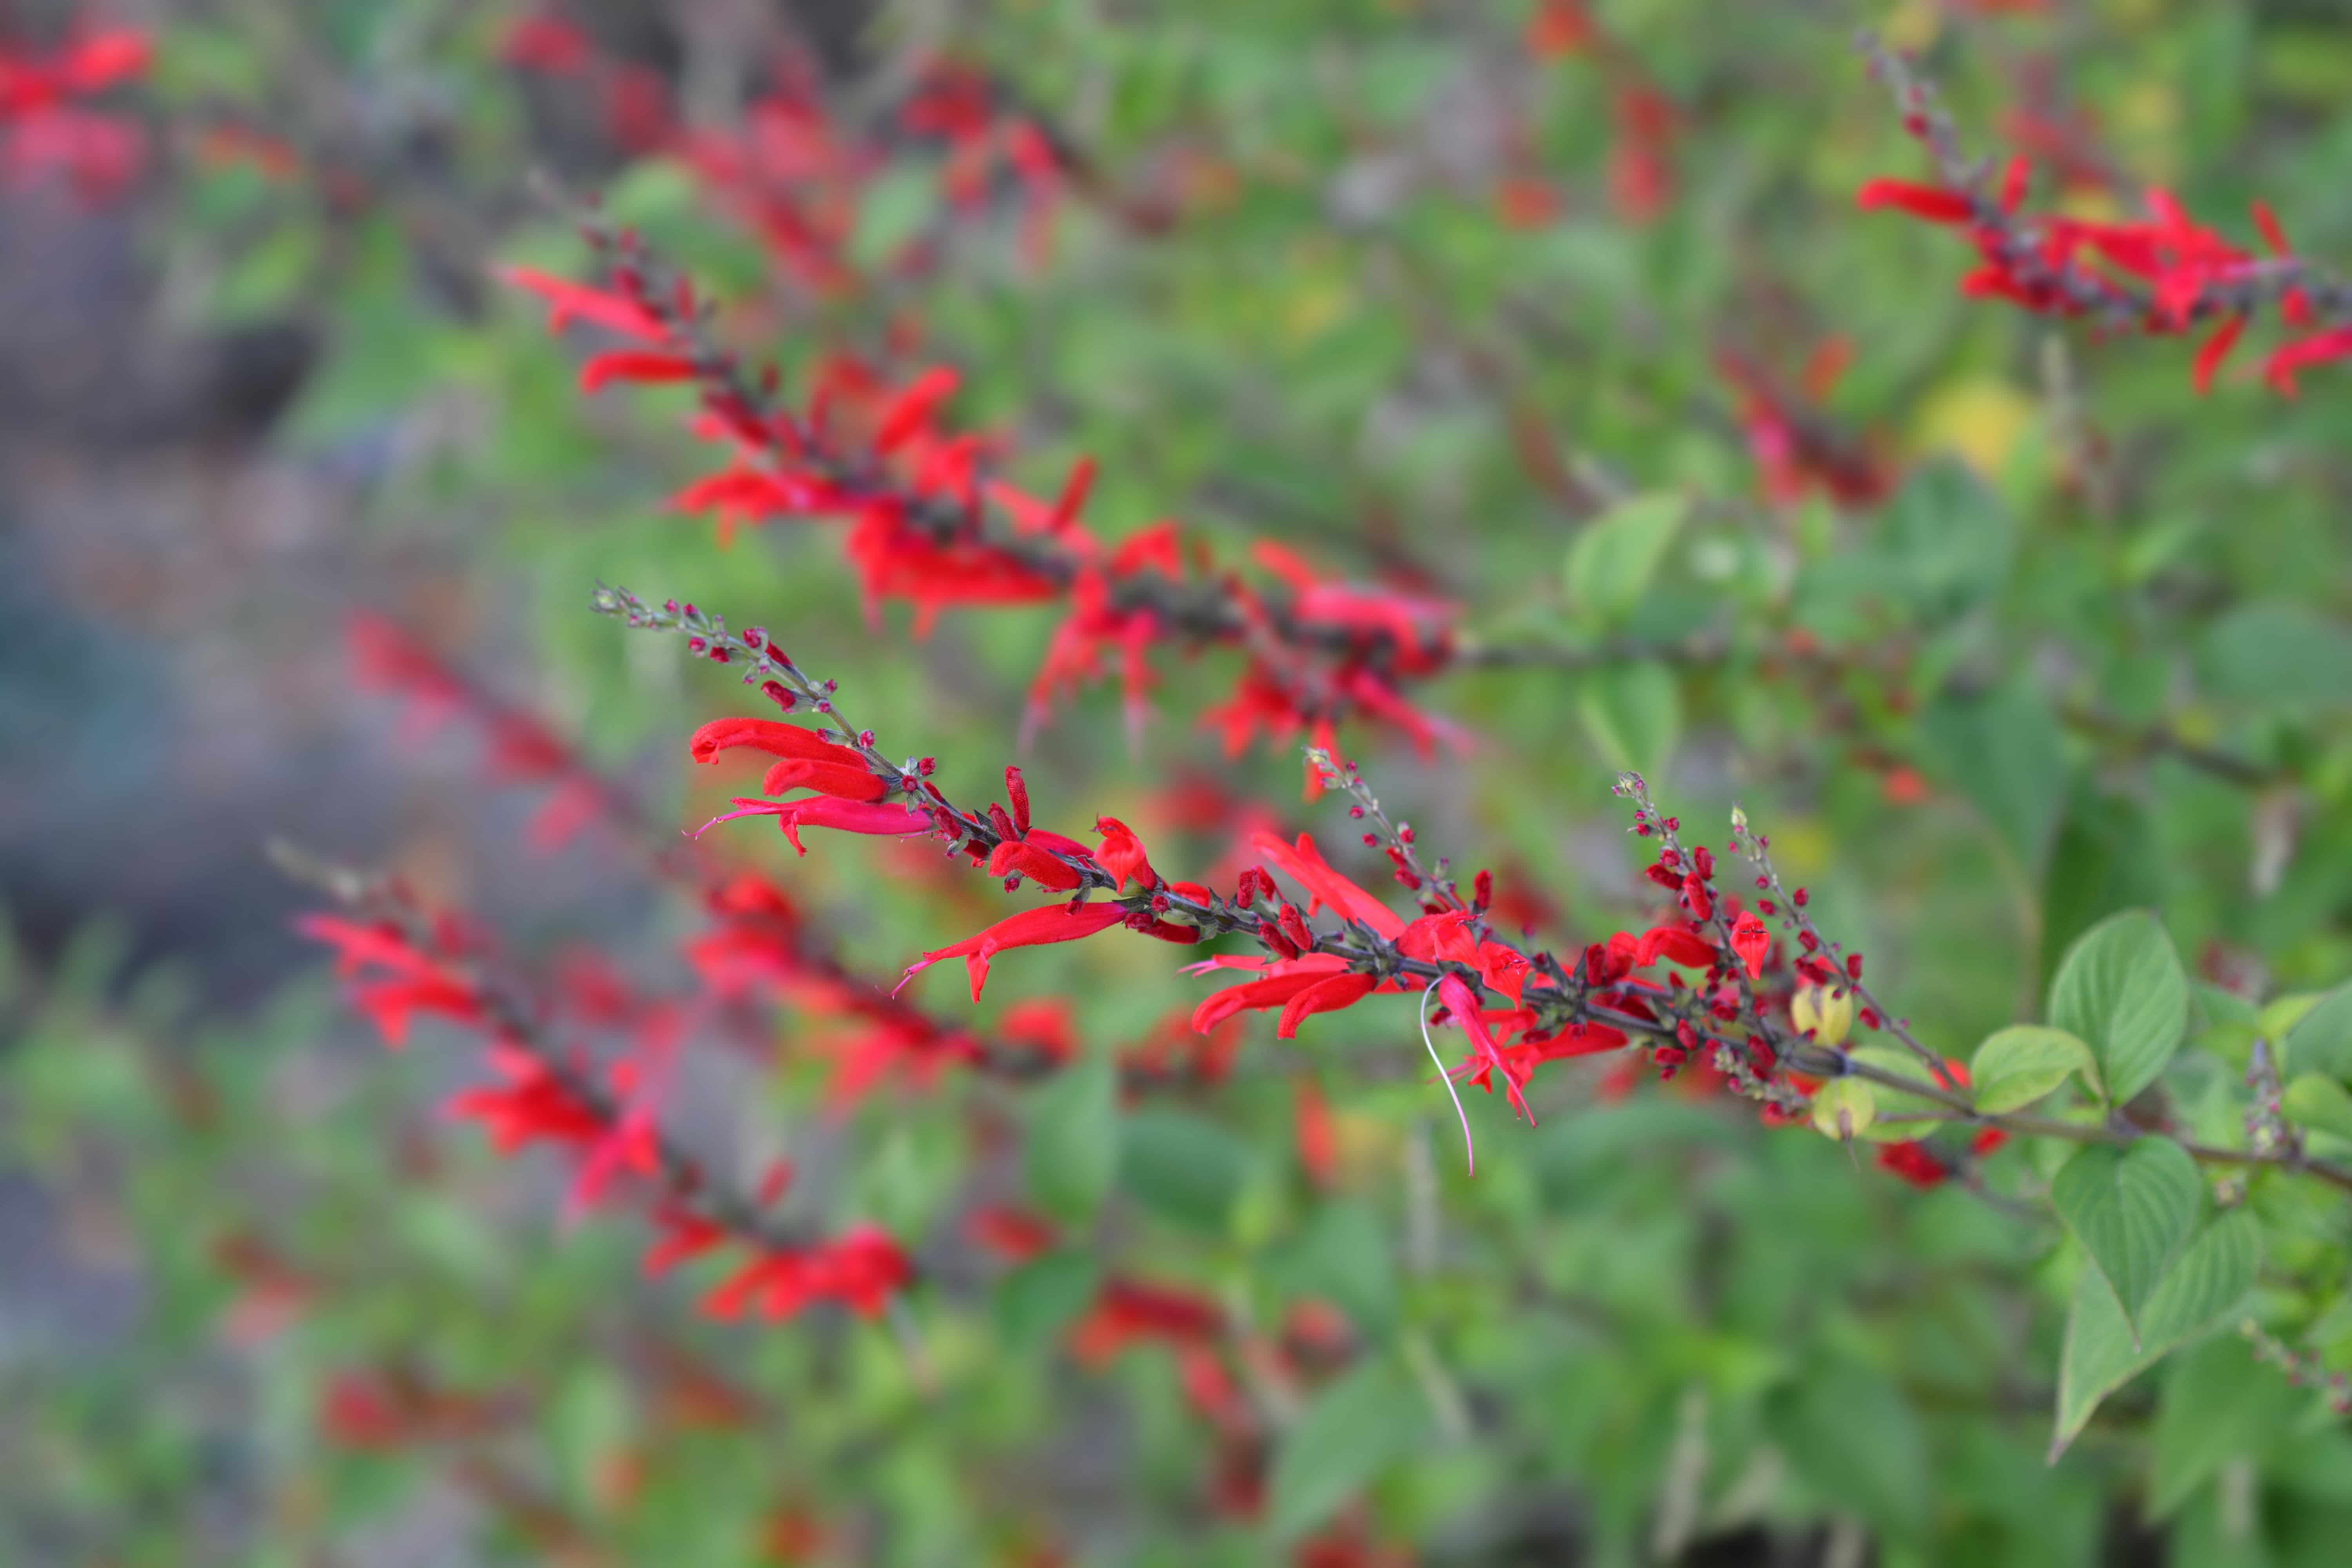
[2146,1336,2299,1521]
[2052,1209,2261,1460]
[1918,677,2067,875]
[1285,1202,1399,1339]
[1120,1107,1248,1234]
[1024,1056,1119,1223]
[2282,1074,2352,1143]
[1576,660,1681,777]
[1563,492,1688,625]
[1972,1026,2103,1113]
[995,1250,1101,1350]
[2285,985,2352,1081]
[2050,1139,2202,1331]
[1266,1357,1428,1541]
[2048,910,2189,1106]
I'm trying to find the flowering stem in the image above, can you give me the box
[1833,1054,2352,1196]
[592,586,1707,1060]
[270,840,820,1256]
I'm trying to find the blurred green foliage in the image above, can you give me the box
[7,0,2352,1563]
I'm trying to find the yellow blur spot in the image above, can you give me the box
[1914,379,2038,481]
[2058,188,2124,224]
[1285,275,1350,343]
[1768,817,1833,880]
[1880,0,1941,53]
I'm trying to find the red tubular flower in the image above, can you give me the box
[1068,1277,1223,1365]
[968,1205,1058,1262]
[757,758,889,802]
[690,717,867,768]
[1874,1141,1950,1189]
[1094,817,1158,891]
[1250,830,1405,938]
[1634,923,1716,969]
[701,1229,911,1321]
[873,366,961,453]
[900,902,1127,1001]
[986,838,1085,891]
[1188,956,1353,1033]
[579,350,701,393]
[2265,327,2352,396]
[495,265,664,341]
[1439,973,1534,1125]
[698,797,932,855]
[1855,178,1976,223]
[1729,913,1771,980]
[1274,973,1378,1039]
[2194,314,2248,394]
[446,1043,612,1156]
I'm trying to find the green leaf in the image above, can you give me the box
[1024,1056,1120,1224]
[1917,678,2067,875]
[1265,1357,1428,1541]
[2282,1074,2352,1142]
[1563,492,1688,625]
[1972,1026,2103,1113]
[2047,910,2190,1106]
[994,1250,1101,1350]
[850,165,940,271]
[2039,785,2163,986]
[1575,660,1682,778]
[1284,1202,1398,1339]
[1811,1077,1876,1141]
[2197,602,2352,713]
[1877,459,2018,617]
[1120,1108,1249,1234]
[2051,1139,2203,1334]
[2051,1210,2261,1459]
[2146,1335,2299,1521]
[2285,985,2352,1080]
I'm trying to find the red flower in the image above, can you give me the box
[1874,1140,1949,1189]
[969,1205,1058,1262]
[1855,178,1975,224]
[900,902,1127,1001]
[495,265,663,341]
[986,838,1086,891]
[755,757,891,802]
[1634,923,1716,969]
[1440,973,1535,1126]
[690,716,868,769]
[1250,830,1405,939]
[698,797,933,855]
[1068,1278,1223,1364]
[1094,816,1158,891]
[701,1229,910,1321]
[579,350,700,394]
[1274,973,1379,1039]
[1728,913,1771,980]
[2265,326,2352,396]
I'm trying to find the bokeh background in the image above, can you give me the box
[5,0,2351,1563]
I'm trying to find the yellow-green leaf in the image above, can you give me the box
[1972,1025,2103,1113]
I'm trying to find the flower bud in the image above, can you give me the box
[1791,984,1855,1047]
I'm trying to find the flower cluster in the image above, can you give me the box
[510,231,1467,790]
[603,588,2013,1180]
[291,862,911,1325]
[0,18,147,199]
[1857,34,2352,394]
